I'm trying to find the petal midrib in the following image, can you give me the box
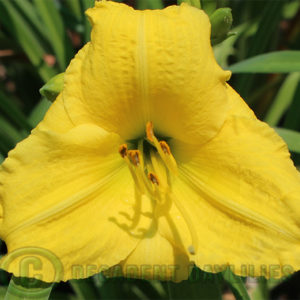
[4,164,126,238]
[137,12,150,123]
[179,165,300,242]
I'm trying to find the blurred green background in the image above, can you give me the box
[0,0,300,299]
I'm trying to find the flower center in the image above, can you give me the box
[119,122,198,255]
[119,122,177,198]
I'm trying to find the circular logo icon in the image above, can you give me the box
[1,247,63,297]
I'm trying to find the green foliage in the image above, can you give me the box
[5,276,53,300]
[275,128,300,154]
[229,51,300,73]
[221,269,250,300]
[264,72,300,126]
[0,0,300,299]
[136,0,163,9]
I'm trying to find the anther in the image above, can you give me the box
[146,121,154,142]
[148,173,159,185]
[160,141,171,155]
[119,144,128,158]
[128,150,141,166]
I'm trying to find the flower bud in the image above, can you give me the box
[210,8,233,45]
[39,73,64,102]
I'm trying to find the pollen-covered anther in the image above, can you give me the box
[119,144,128,158]
[148,173,159,185]
[160,141,171,155]
[128,150,141,166]
[146,121,154,142]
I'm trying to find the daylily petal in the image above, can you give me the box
[63,1,230,144]
[226,84,256,119]
[168,106,300,277]
[100,195,191,282]
[0,96,153,282]
[120,230,191,282]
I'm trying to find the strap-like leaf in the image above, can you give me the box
[4,276,53,300]
[229,51,300,73]
[222,269,251,300]
[275,127,300,154]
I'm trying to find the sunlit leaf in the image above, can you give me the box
[229,51,300,73]
[264,73,300,126]
[136,0,164,9]
[275,127,300,154]
[0,91,32,131]
[222,269,250,300]
[33,0,73,70]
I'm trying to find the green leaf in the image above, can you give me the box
[64,0,82,22]
[0,131,15,155]
[69,279,100,300]
[4,276,53,300]
[136,0,164,9]
[165,268,222,300]
[283,1,300,19]
[274,128,300,154]
[222,269,250,300]
[0,91,32,131]
[283,83,300,130]
[39,73,65,102]
[264,72,300,126]
[28,98,52,128]
[80,0,94,43]
[0,0,56,82]
[0,117,25,144]
[233,0,284,99]
[229,51,300,73]
[33,0,73,71]
[251,278,269,300]
[12,0,48,38]
[214,22,250,68]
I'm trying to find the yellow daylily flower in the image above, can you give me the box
[1,0,300,283]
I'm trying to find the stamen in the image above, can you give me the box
[145,122,178,175]
[119,148,144,194]
[126,149,154,195]
[160,141,171,155]
[119,144,128,158]
[147,171,166,205]
[137,139,145,169]
[146,121,154,142]
[118,126,196,257]
[128,150,140,166]
[148,173,159,185]
[150,150,168,188]
[168,193,198,255]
